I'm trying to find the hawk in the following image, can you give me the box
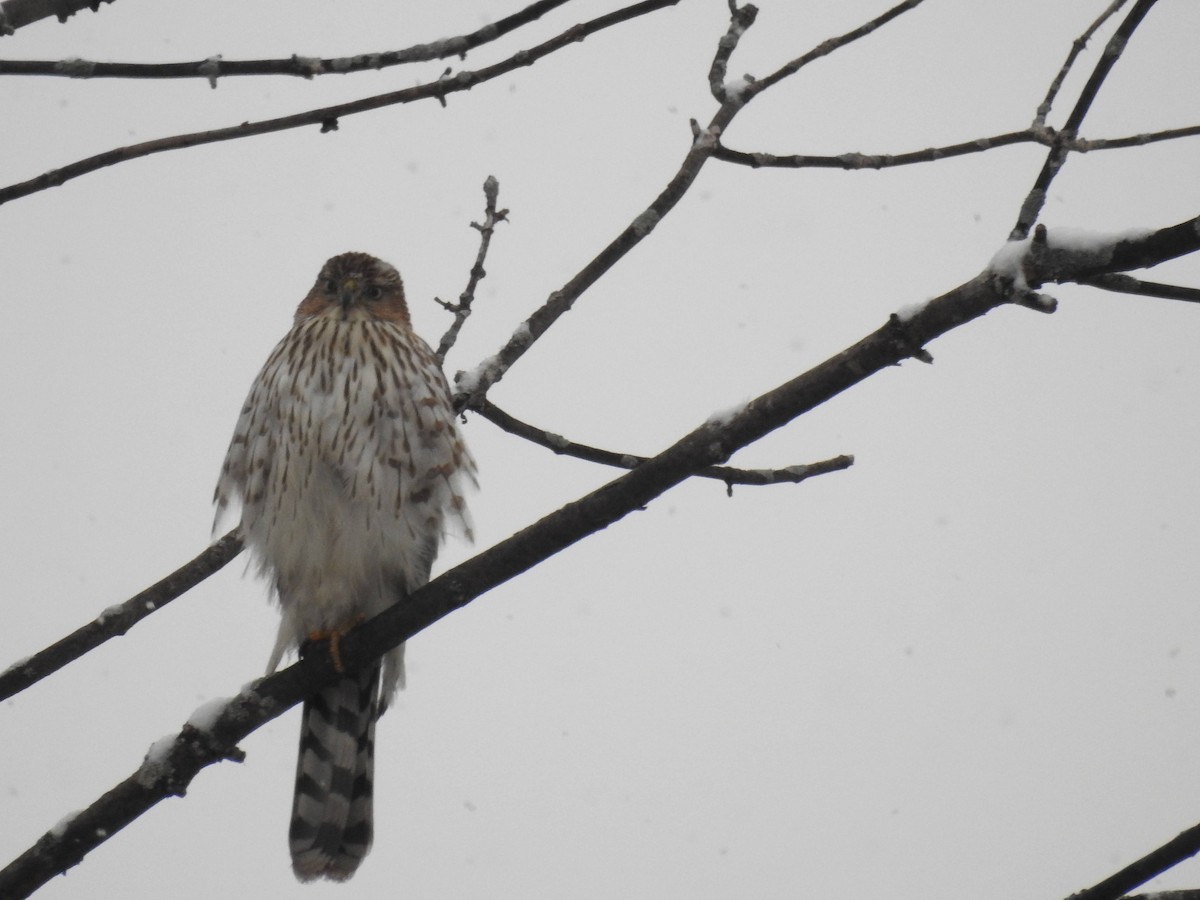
[214,252,475,881]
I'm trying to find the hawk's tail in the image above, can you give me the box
[289,663,380,882]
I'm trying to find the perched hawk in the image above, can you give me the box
[215,252,475,881]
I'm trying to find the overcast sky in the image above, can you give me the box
[4,1,1200,898]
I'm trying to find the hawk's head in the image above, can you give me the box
[295,252,410,326]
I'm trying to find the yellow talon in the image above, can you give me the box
[307,616,366,673]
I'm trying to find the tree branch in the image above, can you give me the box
[0,530,243,702]
[1010,0,1160,239]
[1034,0,1129,126]
[714,128,1044,170]
[743,0,927,100]
[1074,272,1200,304]
[0,0,681,206]
[0,0,573,79]
[476,398,854,489]
[0,0,113,36]
[435,175,507,363]
[1066,821,1200,900]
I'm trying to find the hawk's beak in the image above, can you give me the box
[338,278,358,316]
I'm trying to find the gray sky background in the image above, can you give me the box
[4,1,1200,898]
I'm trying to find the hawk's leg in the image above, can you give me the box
[305,616,367,674]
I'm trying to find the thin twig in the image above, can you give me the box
[0,531,244,702]
[1034,0,1130,126]
[436,176,507,363]
[0,0,680,206]
[715,128,1043,170]
[714,123,1200,171]
[743,0,928,100]
[1010,0,1160,239]
[477,398,854,487]
[1074,272,1200,303]
[453,0,928,409]
[706,2,757,102]
[0,0,573,80]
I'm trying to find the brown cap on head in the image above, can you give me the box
[294,252,411,326]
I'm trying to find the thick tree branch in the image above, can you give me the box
[476,398,853,488]
[0,0,680,206]
[6,214,1199,896]
[0,0,112,36]
[0,530,243,702]
[0,0,572,79]
[1066,821,1200,900]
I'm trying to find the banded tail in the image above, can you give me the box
[289,662,380,881]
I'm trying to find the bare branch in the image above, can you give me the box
[1066,820,1200,900]
[0,0,113,36]
[1072,123,1200,151]
[453,0,927,407]
[0,0,681,206]
[0,0,573,80]
[1034,0,1130,126]
[0,530,243,702]
[713,124,1200,172]
[714,128,1044,170]
[745,0,927,100]
[1074,273,1200,303]
[435,175,507,363]
[476,398,853,487]
[1010,0,1160,239]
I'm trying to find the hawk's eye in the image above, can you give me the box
[365,285,383,301]
[324,279,338,294]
